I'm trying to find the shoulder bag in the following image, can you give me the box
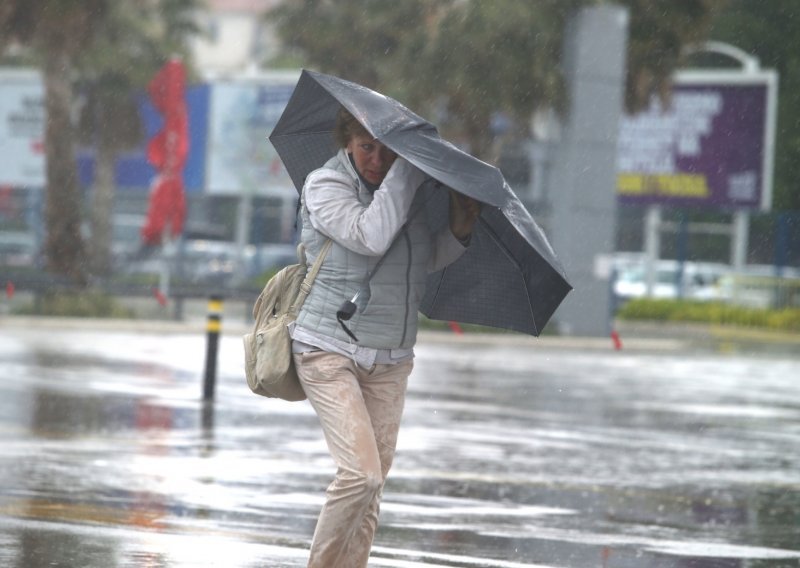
[243,239,333,401]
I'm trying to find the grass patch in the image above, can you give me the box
[14,290,136,318]
[417,315,558,336]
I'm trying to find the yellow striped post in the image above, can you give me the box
[203,295,223,400]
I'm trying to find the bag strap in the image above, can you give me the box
[292,238,333,314]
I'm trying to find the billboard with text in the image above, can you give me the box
[205,72,300,197]
[616,70,777,211]
[0,69,45,188]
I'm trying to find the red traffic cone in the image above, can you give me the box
[152,287,168,307]
[447,321,464,335]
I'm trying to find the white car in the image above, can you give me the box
[0,231,37,268]
[613,260,730,302]
[712,265,800,309]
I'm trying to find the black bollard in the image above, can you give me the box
[203,295,223,401]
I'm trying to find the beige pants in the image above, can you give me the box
[294,350,412,568]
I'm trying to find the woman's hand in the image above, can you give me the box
[449,189,481,242]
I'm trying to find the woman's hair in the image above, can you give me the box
[334,107,370,148]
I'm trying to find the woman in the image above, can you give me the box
[292,108,480,567]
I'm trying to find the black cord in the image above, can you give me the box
[336,300,359,342]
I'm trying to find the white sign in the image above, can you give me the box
[0,69,45,187]
[206,73,300,196]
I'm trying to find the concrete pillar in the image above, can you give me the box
[730,210,749,271]
[644,205,662,296]
[547,5,629,336]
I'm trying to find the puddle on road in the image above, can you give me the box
[1,330,799,567]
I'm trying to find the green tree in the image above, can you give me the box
[267,0,446,91]
[709,0,800,211]
[267,0,724,161]
[619,0,726,111]
[404,0,577,159]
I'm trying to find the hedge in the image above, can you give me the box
[617,299,800,332]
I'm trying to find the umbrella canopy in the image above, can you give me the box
[269,69,571,336]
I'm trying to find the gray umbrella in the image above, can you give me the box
[269,69,571,336]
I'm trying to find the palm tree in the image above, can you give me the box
[1,1,110,284]
[1,0,201,282]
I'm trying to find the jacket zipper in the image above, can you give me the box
[400,229,412,345]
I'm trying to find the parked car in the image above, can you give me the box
[712,265,800,309]
[120,239,298,288]
[251,243,298,275]
[110,214,148,260]
[0,231,37,268]
[613,260,730,303]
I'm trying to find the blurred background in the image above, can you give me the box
[0,0,798,333]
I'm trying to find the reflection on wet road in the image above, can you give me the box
[0,326,798,567]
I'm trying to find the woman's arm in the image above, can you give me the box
[427,190,482,272]
[305,157,427,256]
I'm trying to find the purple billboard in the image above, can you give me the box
[616,71,777,211]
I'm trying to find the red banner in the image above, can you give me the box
[141,58,189,245]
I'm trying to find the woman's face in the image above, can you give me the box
[347,135,397,186]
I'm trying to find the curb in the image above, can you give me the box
[0,315,249,335]
[416,329,686,352]
[2,316,797,355]
[0,315,683,352]
[615,320,800,355]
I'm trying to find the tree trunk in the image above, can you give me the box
[89,103,116,277]
[42,46,87,285]
[464,112,492,164]
[448,93,493,163]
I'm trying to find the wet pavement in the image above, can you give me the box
[0,320,799,567]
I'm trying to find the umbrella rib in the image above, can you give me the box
[270,129,334,140]
[428,265,448,312]
[478,217,539,335]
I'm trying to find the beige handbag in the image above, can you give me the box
[243,239,332,401]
